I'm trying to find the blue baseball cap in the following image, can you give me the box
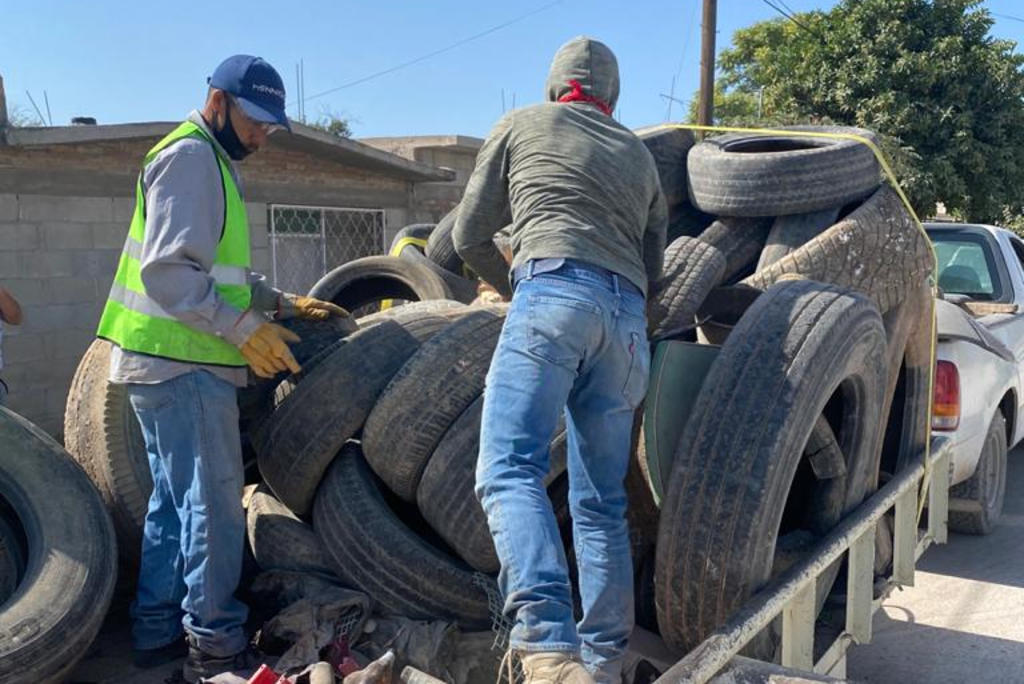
[209,55,291,132]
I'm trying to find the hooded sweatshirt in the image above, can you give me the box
[453,36,667,298]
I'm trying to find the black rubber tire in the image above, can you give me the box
[687,126,881,217]
[388,223,435,253]
[425,207,465,276]
[0,515,26,608]
[237,316,359,436]
[667,202,716,243]
[246,485,339,579]
[416,396,568,573]
[363,307,507,501]
[307,255,452,313]
[399,244,481,304]
[648,237,727,340]
[949,412,1008,535]
[698,217,772,284]
[654,280,887,654]
[635,124,696,208]
[64,339,150,571]
[257,308,459,515]
[313,445,494,628]
[745,185,934,314]
[0,407,117,682]
[756,207,841,271]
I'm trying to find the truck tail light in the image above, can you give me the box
[932,360,960,431]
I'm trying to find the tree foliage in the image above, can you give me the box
[713,0,1024,222]
[309,108,352,138]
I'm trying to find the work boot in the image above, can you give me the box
[182,635,263,683]
[520,652,596,684]
[132,637,187,669]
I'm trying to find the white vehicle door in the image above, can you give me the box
[998,235,1024,441]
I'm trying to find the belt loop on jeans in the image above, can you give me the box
[527,260,536,280]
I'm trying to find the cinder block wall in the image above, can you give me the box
[0,193,270,437]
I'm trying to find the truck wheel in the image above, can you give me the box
[0,408,117,682]
[257,309,459,515]
[744,185,934,314]
[654,280,887,655]
[313,445,494,628]
[648,237,726,341]
[308,255,452,315]
[950,412,1007,535]
[363,307,506,501]
[687,126,880,217]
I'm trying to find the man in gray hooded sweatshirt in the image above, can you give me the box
[455,37,667,684]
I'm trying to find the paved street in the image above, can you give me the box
[847,446,1024,683]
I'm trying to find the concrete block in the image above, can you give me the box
[251,247,271,275]
[46,277,100,305]
[0,252,19,276]
[92,222,128,250]
[4,387,47,423]
[112,198,137,222]
[246,202,269,227]
[249,220,269,248]
[44,328,95,362]
[18,303,81,333]
[0,278,47,305]
[42,222,93,250]
[3,331,48,364]
[0,195,17,222]
[0,222,40,251]
[22,251,75,278]
[71,250,120,278]
[19,194,114,223]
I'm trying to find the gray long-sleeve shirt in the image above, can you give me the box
[453,102,667,299]
[110,111,280,387]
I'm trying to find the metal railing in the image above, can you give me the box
[656,436,952,683]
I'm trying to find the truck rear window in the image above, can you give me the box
[928,232,1003,300]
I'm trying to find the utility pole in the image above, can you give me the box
[698,0,717,127]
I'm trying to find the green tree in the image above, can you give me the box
[712,0,1024,222]
[309,107,352,138]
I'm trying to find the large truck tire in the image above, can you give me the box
[425,207,465,276]
[687,126,880,217]
[399,245,481,304]
[257,309,459,515]
[648,237,727,340]
[949,412,1007,535]
[655,280,887,654]
[63,339,149,569]
[744,185,933,314]
[756,207,841,271]
[313,445,493,628]
[635,124,696,209]
[0,408,117,683]
[363,307,506,501]
[308,255,452,313]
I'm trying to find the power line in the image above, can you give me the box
[992,12,1024,24]
[292,0,564,108]
[760,0,826,44]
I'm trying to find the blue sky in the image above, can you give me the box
[3,1,1024,138]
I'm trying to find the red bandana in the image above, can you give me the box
[557,79,612,116]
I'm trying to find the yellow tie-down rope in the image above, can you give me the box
[659,123,940,521]
[379,235,430,311]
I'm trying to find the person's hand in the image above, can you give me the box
[239,323,302,378]
[277,293,350,321]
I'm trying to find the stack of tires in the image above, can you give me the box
[633,125,935,656]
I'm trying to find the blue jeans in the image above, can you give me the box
[127,370,249,657]
[476,260,650,683]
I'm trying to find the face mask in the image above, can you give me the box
[212,98,253,161]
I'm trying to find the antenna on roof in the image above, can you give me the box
[43,90,52,126]
[25,90,46,126]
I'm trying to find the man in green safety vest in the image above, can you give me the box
[97,55,347,682]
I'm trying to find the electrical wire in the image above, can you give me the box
[291,0,564,108]
[760,0,827,44]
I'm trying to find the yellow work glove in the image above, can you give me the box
[277,293,350,321]
[239,322,302,378]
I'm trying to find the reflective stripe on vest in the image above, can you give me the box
[96,121,252,367]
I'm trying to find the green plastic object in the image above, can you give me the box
[643,340,720,506]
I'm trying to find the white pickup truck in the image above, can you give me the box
[927,221,1024,534]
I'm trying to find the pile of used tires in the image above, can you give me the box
[0,407,116,681]
[60,124,935,667]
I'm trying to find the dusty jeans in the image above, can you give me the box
[127,370,249,657]
[476,259,650,683]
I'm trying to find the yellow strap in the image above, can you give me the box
[389,236,429,257]
[661,123,939,510]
